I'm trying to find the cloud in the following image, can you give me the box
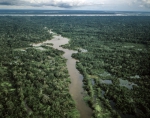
[0,0,27,5]
[138,0,150,8]
[0,2,13,5]
[0,0,103,8]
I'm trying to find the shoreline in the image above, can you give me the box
[33,32,92,118]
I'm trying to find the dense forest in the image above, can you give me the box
[0,16,150,118]
[38,16,150,118]
[0,17,79,118]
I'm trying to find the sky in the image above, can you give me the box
[0,0,150,11]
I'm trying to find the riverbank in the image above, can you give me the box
[32,32,92,118]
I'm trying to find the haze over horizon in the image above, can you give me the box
[0,0,150,11]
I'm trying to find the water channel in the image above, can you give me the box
[33,34,92,118]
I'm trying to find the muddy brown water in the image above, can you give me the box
[33,35,92,118]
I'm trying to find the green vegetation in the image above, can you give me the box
[0,17,79,118]
[0,16,150,118]
[39,16,149,118]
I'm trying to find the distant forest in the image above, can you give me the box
[0,16,150,118]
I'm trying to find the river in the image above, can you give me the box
[33,34,92,118]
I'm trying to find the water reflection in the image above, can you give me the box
[119,78,138,89]
[100,79,112,84]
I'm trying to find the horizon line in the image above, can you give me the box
[0,9,150,12]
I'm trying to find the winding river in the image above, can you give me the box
[33,34,92,118]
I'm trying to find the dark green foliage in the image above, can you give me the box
[35,16,150,118]
[0,16,150,118]
[0,17,79,118]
